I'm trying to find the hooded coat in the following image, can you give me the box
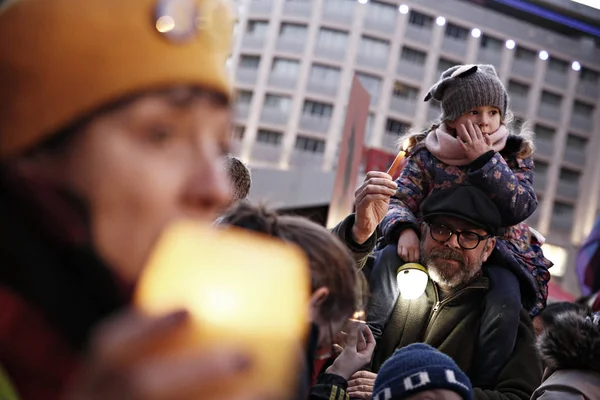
[531,310,600,400]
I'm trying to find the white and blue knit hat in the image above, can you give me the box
[372,343,473,400]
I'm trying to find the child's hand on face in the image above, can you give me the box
[457,120,493,162]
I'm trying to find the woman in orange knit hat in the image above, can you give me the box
[0,0,265,399]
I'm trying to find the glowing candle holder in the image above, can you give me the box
[397,263,429,300]
[135,221,310,399]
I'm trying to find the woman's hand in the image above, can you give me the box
[326,323,375,381]
[63,309,264,400]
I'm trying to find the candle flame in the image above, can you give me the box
[350,310,366,322]
[402,138,410,152]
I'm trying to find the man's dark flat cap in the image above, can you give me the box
[421,184,502,235]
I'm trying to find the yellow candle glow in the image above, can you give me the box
[135,221,310,399]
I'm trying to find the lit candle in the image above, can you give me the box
[387,150,406,177]
[387,139,410,177]
[135,221,310,399]
[349,310,366,323]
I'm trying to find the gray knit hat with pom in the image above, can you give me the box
[424,64,508,122]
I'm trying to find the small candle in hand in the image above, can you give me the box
[387,139,410,177]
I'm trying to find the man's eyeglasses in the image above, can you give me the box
[427,222,492,250]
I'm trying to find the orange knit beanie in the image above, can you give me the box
[0,0,234,158]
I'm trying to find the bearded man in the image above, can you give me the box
[333,182,542,400]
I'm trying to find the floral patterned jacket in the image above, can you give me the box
[380,135,552,316]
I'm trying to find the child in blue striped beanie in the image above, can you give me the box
[373,343,473,400]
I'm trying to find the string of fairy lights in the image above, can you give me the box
[355,0,585,72]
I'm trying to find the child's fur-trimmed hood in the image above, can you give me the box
[537,310,600,373]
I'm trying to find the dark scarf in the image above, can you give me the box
[0,166,130,352]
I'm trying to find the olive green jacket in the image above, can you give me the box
[333,215,543,400]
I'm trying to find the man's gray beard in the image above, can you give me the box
[420,242,483,289]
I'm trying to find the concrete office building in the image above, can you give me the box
[228,0,600,295]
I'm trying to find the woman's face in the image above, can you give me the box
[50,88,232,282]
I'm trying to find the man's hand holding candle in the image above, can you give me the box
[352,171,398,245]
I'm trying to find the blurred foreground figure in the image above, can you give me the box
[219,203,375,400]
[0,0,271,399]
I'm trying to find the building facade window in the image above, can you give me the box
[581,67,599,83]
[279,22,307,41]
[548,57,568,73]
[401,47,427,65]
[257,129,283,145]
[366,0,396,25]
[271,58,300,78]
[303,100,333,117]
[239,55,260,69]
[393,81,419,100]
[295,136,325,153]
[540,91,562,107]
[573,101,595,117]
[323,0,355,16]
[408,10,433,28]
[566,134,587,151]
[386,118,410,135]
[309,64,341,83]
[445,23,468,40]
[508,80,529,97]
[233,126,245,140]
[535,160,549,175]
[317,28,349,50]
[359,36,390,60]
[552,201,574,219]
[264,94,292,113]
[559,168,580,183]
[480,34,502,51]
[515,46,536,62]
[437,58,456,75]
[246,20,269,38]
[236,90,253,105]
[535,124,555,141]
